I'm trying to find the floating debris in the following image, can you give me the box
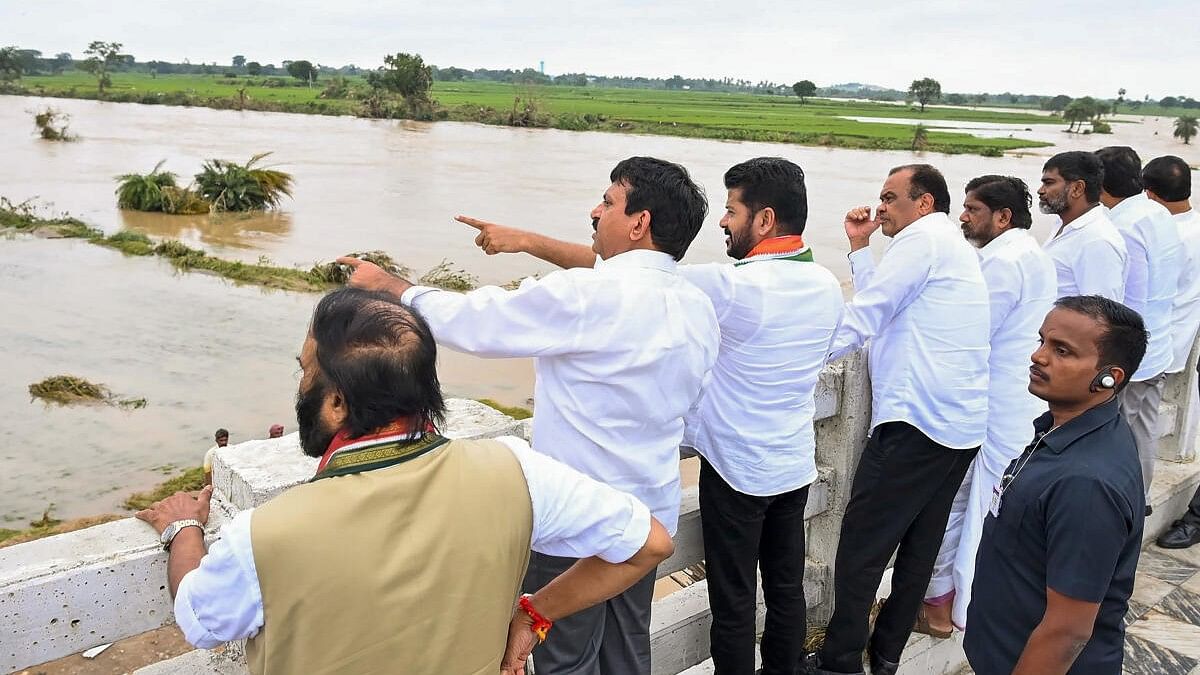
[419,259,478,291]
[29,375,147,410]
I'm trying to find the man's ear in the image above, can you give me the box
[918,192,936,216]
[326,388,349,429]
[1109,365,1127,390]
[996,207,1013,229]
[757,207,777,236]
[630,210,652,243]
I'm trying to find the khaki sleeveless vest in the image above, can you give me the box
[246,438,533,675]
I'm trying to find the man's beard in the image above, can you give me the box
[726,226,756,260]
[1039,190,1069,215]
[296,376,338,458]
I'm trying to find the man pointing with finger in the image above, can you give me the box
[811,165,990,675]
[340,156,719,674]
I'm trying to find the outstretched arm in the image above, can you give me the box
[457,215,595,270]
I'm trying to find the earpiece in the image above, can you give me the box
[1090,367,1117,392]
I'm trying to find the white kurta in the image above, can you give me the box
[1041,204,1127,302]
[1107,193,1182,381]
[925,229,1057,628]
[1168,210,1200,374]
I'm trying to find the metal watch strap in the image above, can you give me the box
[162,519,203,550]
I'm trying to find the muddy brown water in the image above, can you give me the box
[1,95,1196,522]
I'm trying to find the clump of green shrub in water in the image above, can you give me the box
[311,250,412,284]
[116,161,210,215]
[419,259,478,291]
[1092,121,1113,134]
[33,108,75,141]
[195,152,294,212]
[28,375,147,409]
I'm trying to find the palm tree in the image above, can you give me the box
[194,152,294,211]
[115,160,178,211]
[1175,116,1198,145]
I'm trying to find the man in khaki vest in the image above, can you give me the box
[136,288,674,675]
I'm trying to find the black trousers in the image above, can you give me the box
[699,458,811,675]
[523,551,656,675]
[818,422,977,673]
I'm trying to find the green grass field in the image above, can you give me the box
[10,73,1059,155]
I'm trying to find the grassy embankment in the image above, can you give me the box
[8,73,1055,155]
[0,199,480,293]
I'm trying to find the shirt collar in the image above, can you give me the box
[594,248,678,272]
[1174,208,1197,224]
[315,417,429,474]
[977,227,1025,261]
[892,211,949,242]
[1032,397,1121,454]
[1056,203,1106,235]
[1107,192,1148,220]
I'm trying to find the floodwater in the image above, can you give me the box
[1,95,1197,522]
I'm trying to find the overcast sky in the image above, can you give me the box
[4,0,1197,99]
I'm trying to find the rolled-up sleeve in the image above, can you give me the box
[400,273,586,358]
[174,509,264,648]
[498,437,651,564]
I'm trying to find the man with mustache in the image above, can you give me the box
[812,164,990,675]
[1038,151,1127,301]
[457,156,844,675]
[341,156,720,674]
[1094,146,1182,506]
[135,288,676,675]
[966,295,1146,675]
[916,176,1056,637]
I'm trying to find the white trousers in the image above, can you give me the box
[925,438,1020,628]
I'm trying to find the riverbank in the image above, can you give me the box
[4,75,1056,156]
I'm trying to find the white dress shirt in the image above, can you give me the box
[401,249,719,534]
[1041,204,1127,301]
[829,212,990,449]
[976,229,1057,449]
[1170,210,1200,373]
[678,255,844,496]
[174,436,654,649]
[1107,193,1183,380]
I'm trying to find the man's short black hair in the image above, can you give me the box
[214,428,229,439]
[1054,295,1148,390]
[889,164,951,213]
[610,156,708,261]
[1095,146,1144,199]
[1142,155,1192,202]
[1043,151,1105,203]
[723,157,808,235]
[310,288,445,438]
[964,175,1034,229]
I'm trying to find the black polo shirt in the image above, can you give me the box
[964,397,1144,675]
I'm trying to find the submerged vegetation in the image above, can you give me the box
[123,466,206,510]
[0,506,123,548]
[29,375,147,409]
[476,398,533,420]
[2,199,483,294]
[116,154,293,214]
[32,107,74,140]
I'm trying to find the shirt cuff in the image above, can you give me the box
[399,285,442,306]
[595,499,652,564]
[173,571,224,649]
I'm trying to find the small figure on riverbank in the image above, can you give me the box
[134,287,675,674]
[267,423,284,438]
[202,428,228,486]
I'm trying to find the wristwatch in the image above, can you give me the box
[160,519,204,550]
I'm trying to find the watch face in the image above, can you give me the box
[160,523,177,545]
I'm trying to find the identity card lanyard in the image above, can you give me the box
[990,425,1060,517]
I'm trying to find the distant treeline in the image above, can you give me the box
[4,45,1198,112]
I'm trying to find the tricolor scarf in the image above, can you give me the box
[734,235,813,266]
[311,418,445,482]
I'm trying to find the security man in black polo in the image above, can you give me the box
[966,295,1147,675]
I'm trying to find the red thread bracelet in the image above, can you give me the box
[519,595,553,643]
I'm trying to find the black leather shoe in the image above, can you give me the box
[1158,520,1200,549]
[867,651,899,675]
[1146,504,1154,517]
[798,652,864,675]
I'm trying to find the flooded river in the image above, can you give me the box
[1,95,1196,521]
